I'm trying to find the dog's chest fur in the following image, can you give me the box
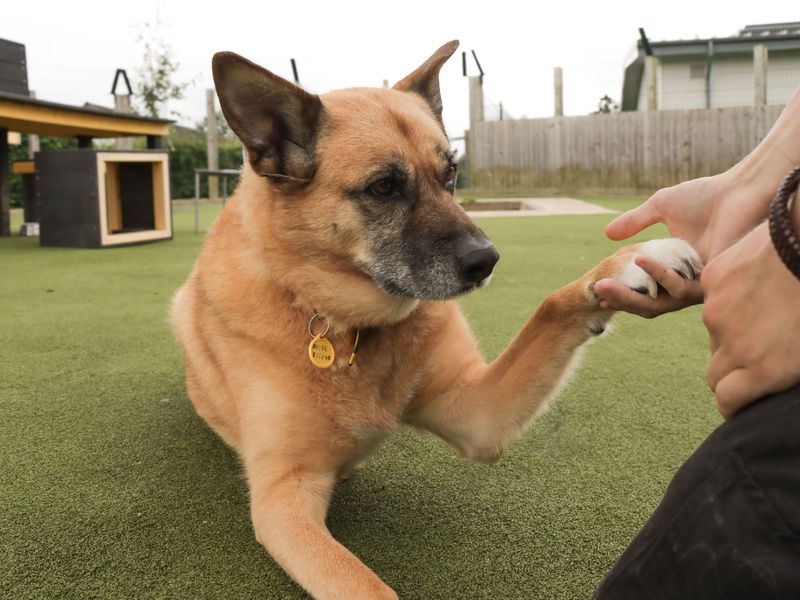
[181,256,444,470]
[297,308,435,439]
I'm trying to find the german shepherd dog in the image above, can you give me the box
[171,41,701,599]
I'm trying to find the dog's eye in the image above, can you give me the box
[444,164,457,191]
[370,177,396,197]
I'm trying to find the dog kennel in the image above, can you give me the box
[36,149,172,248]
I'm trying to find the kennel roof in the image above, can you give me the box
[0,91,172,138]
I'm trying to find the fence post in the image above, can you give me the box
[0,128,9,236]
[114,93,133,150]
[206,89,219,202]
[645,55,659,111]
[554,67,563,117]
[468,76,484,131]
[467,76,484,189]
[753,44,768,106]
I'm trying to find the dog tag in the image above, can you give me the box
[308,334,335,368]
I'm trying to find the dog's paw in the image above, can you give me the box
[614,238,702,298]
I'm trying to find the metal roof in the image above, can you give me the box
[621,23,800,110]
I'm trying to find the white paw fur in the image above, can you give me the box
[615,238,702,298]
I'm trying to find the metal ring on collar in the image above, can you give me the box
[308,313,330,338]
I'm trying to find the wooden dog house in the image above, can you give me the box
[0,36,174,244]
[36,149,171,248]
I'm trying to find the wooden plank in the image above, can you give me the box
[104,161,122,233]
[0,98,170,137]
[151,158,172,234]
[11,159,33,174]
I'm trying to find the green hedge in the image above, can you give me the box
[166,137,243,199]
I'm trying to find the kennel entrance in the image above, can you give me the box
[98,153,170,244]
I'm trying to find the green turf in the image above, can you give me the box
[1,202,718,599]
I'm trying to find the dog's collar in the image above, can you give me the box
[307,313,360,369]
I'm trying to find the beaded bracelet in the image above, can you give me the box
[768,165,800,281]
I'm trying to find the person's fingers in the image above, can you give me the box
[702,297,723,354]
[714,368,774,420]
[633,255,705,305]
[706,347,737,392]
[708,329,720,355]
[604,201,662,241]
[634,256,686,296]
[594,278,669,317]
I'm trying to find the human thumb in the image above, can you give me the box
[605,200,661,241]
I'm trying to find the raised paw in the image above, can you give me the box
[614,238,702,298]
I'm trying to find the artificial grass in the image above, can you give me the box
[1,202,718,599]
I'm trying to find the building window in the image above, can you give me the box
[690,64,707,79]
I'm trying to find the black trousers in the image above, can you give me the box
[594,385,800,600]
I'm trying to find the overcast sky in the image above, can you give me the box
[3,0,798,143]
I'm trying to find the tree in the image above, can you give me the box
[593,95,620,114]
[196,109,232,139]
[133,16,190,119]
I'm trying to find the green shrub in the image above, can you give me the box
[166,136,243,199]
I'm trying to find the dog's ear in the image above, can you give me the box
[212,51,323,183]
[393,40,459,129]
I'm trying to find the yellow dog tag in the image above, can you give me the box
[308,334,335,368]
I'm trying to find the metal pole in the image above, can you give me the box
[194,171,200,233]
[222,175,228,206]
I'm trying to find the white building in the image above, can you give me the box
[621,23,800,111]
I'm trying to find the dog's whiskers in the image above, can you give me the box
[265,173,311,183]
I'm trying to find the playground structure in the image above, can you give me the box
[0,37,174,247]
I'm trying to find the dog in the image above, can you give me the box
[170,40,701,599]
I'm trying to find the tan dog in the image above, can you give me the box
[171,41,701,599]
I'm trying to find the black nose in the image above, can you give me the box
[455,236,500,285]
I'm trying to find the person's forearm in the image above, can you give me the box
[731,88,800,209]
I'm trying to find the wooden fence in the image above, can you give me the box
[467,105,784,193]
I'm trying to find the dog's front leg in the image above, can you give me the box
[403,239,701,463]
[243,454,398,600]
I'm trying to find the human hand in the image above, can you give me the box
[605,170,773,263]
[594,253,703,318]
[702,222,800,419]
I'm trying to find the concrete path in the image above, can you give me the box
[464,197,617,218]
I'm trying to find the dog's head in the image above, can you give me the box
[212,41,499,302]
